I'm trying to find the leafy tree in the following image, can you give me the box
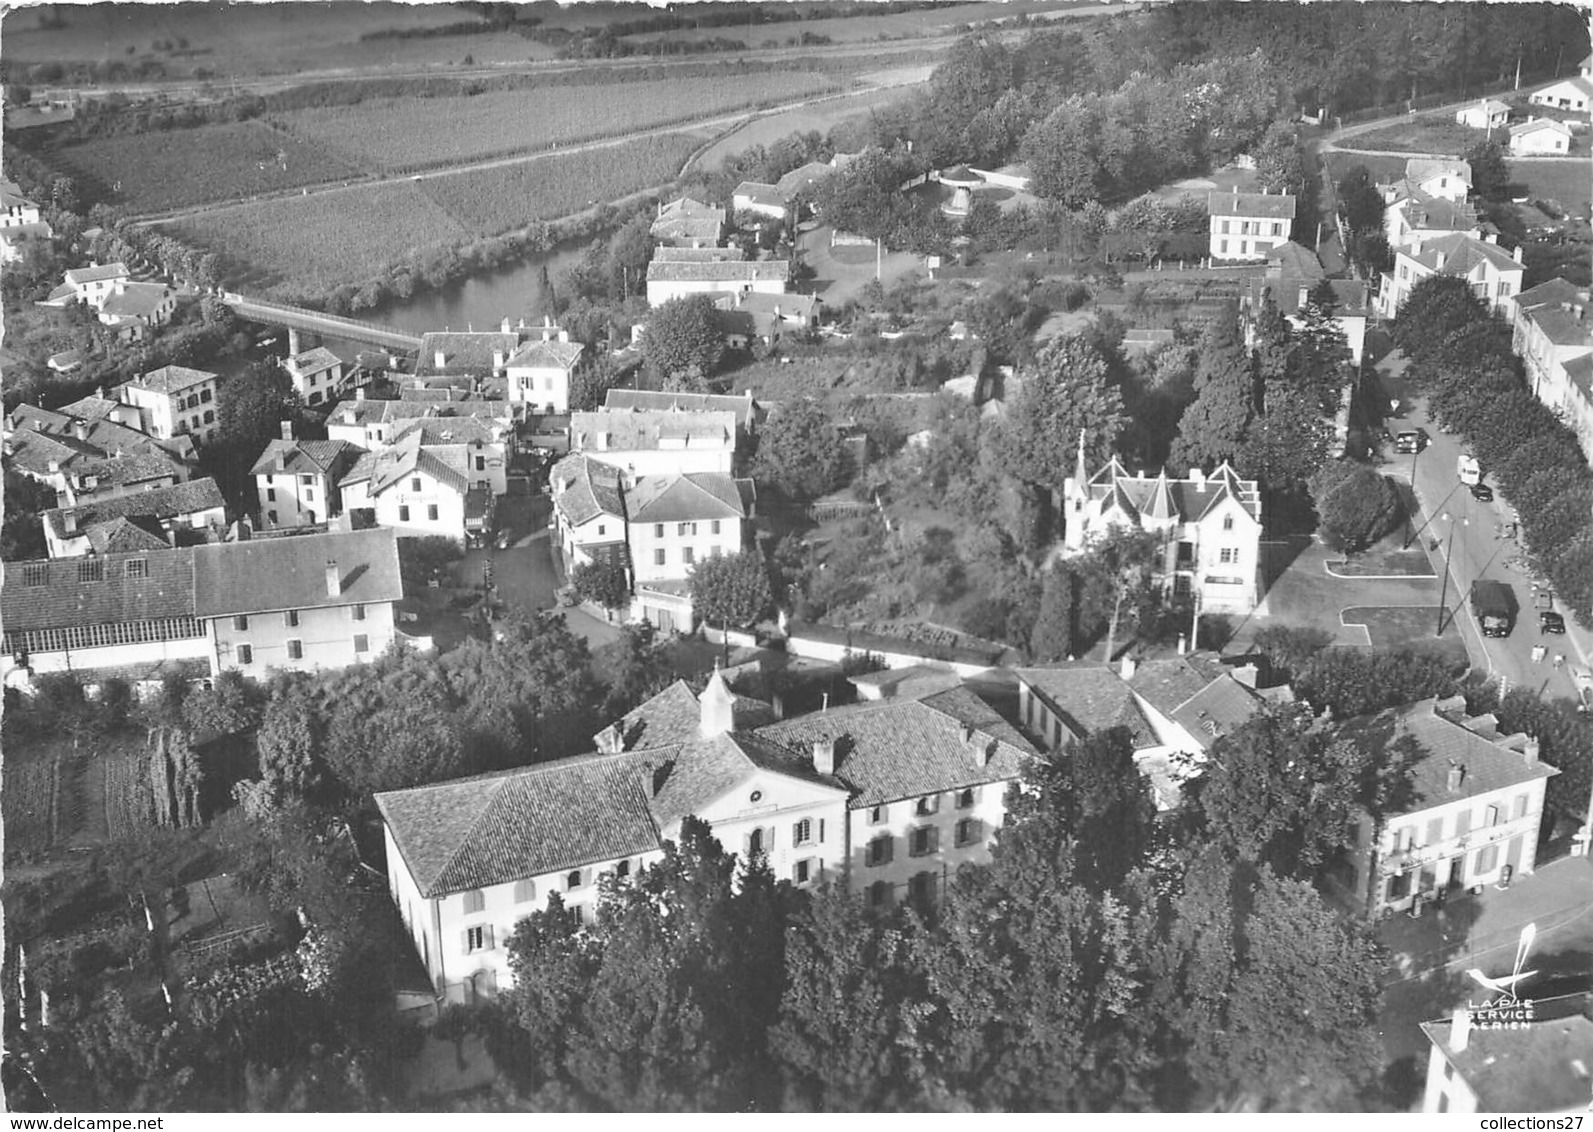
[642,293,724,383]
[1336,164,1385,237]
[1243,379,1333,491]
[1170,314,1254,471]
[1074,526,1164,661]
[1295,280,1354,413]
[567,354,631,412]
[570,557,630,610]
[255,683,324,803]
[1293,648,1461,720]
[1250,624,1334,684]
[689,549,774,629]
[182,669,263,737]
[1065,727,1157,890]
[1029,565,1077,662]
[321,672,466,798]
[1391,275,1488,361]
[1309,459,1402,553]
[752,400,847,499]
[598,622,674,721]
[1464,139,1510,202]
[1003,332,1127,492]
[2,466,57,561]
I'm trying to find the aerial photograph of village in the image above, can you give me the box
[2,0,1592,1114]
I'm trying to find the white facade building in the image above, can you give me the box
[116,366,221,444]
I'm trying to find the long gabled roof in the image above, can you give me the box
[44,476,225,539]
[627,472,754,523]
[505,337,583,371]
[127,365,215,395]
[1,547,197,633]
[646,259,789,284]
[570,408,737,453]
[1405,231,1521,276]
[250,439,361,478]
[1206,190,1296,220]
[192,527,402,617]
[603,388,758,430]
[1013,666,1159,748]
[1128,655,1265,750]
[551,452,625,527]
[338,432,469,496]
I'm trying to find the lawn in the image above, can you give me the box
[1342,604,1471,667]
[164,181,470,297]
[279,72,841,174]
[420,133,701,236]
[1508,156,1593,216]
[51,121,361,215]
[1340,113,1484,156]
[1323,151,1410,191]
[1326,545,1435,578]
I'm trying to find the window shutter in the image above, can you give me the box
[885,836,894,865]
[792,823,801,849]
[928,826,940,853]
[460,929,471,953]
[819,819,825,844]
[484,925,495,950]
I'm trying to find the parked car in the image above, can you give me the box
[1395,429,1429,453]
[1540,610,1566,634]
[1470,482,1494,502]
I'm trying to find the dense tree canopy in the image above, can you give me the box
[1003,331,1127,492]
[688,549,775,629]
[752,400,849,499]
[641,293,724,384]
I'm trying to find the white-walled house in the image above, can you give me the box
[326,398,515,452]
[1529,74,1593,115]
[1061,449,1264,615]
[375,671,1037,1001]
[1337,697,1557,915]
[1400,158,1472,203]
[97,281,177,344]
[1206,189,1295,262]
[646,258,790,308]
[1454,99,1510,130]
[339,432,474,544]
[284,347,349,407]
[1,529,403,690]
[251,439,363,529]
[627,472,755,634]
[39,262,130,309]
[116,366,220,444]
[1510,277,1593,463]
[1508,117,1573,156]
[42,477,226,558]
[1378,233,1525,319]
[4,401,196,507]
[549,453,627,574]
[1383,190,1481,254]
[732,181,786,222]
[1420,1009,1593,1114]
[505,331,583,413]
[569,408,738,483]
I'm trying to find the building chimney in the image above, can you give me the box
[355,387,366,402]
[595,723,623,755]
[1513,244,1524,265]
[500,317,511,335]
[1231,663,1259,688]
[62,509,78,535]
[558,329,569,344]
[325,560,342,597]
[492,350,506,370]
[1524,738,1540,765]
[698,664,735,738]
[72,419,87,441]
[280,419,294,441]
[812,737,837,775]
[1177,633,1188,655]
[1188,467,1206,489]
[275,448,287,472]
[1119,656,1137,681]
[1450,1007,1471,1053]
[1434,252,1446,269]
[1446,761,1466,792]
[1412,238,1423,257]
[434,350,447,369]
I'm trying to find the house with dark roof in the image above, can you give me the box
[602,388,762,435]
[649,197,726,248]
[325,396,516,451]
[1061,441,1264,614]
[1241,241,1371,364]
[570,408,738,482]
[96,281,177,344]
[711,290,821,350]
[1206,188,1296,262]
[1379,232,1524,319]
[732,180,786,222]
[116,365,220,443]
[375,668,1037,1000]
[626,472,755,634]
[339,431,484,545]
[251,439,363,530]
[1421,1000,1593,1113]
[284,347,348,407]
[43,477,226,558]
[4,401,196,507]
[1,528,405,690]
[1337,696,1558,915]
[549,453,627,575]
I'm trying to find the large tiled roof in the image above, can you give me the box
[389,417,500,447]
[1129,656,1264,749]
[44,476,225,539]
[570,408,737,453]
[656,197,723,220]
[733,181,783,209]
[100,283,173,319]
[192,527,402,617]
[329,398,512,428]
[649,217,726,243]
[1265,240,1324,281]
[1514,276,1586,311]
[1206,190,1296,220]
[1421,1009,1593,1112]
[4,405,193,481]
[250,439,361,478]
[776,162,837,198]
[1398,192,1479,234]
[646,259,790,284]
[627,472,753,523]
[1521,302,1593,348]
[1407,232,1521,276]
[653,245,746,263]
[1,547,197,632]
[1339,698,1558,814]
[415,331,517,377]
[1082,460,1262,523]
[505,337,583,371]
[65,262,128,285]
[84,516,171,555]
[604,389,759,430]
[338,433,469,496]
[376,751,662,897]
[757,686,1037,808]
[0,179,37,210]
[1565,352,1593,398]
[52,394,124,422]
[651,730,848,827]
[1014,666,1159,748]
[606,680,705,751]
[128,365,216,395]
[551,453,625,527]
[286,346,342,374]
[1406,158,1472,186]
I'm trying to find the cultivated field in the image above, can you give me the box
[694,85,918,169]
[3,754,57,856]
[51,121,360,215]
[278,72,841,174]
[624,0,1101,48]
[421,133,702,235]
[166,181,471,295]
[1509,157,1593,215]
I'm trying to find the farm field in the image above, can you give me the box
[420,132,701,236]
[3,753,57,857]
[51,121,361,215]
[695,85,920,169]
[166,181,470,297]
[278,72,842,174]
[1509,156,1593,216]
[624,0,1102,48]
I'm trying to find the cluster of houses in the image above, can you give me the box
[0,177,53,266]
[38,259,178,344]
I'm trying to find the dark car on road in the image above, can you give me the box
[1541,610,1567,634]
[1469,482,1494,502]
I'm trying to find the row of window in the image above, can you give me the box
[264,486,316,504]
[460,859,636,916]
[652,544,725,567]
[1217,220,1285,237]
[1390,794,1532,853]
[867,872,940,909]
[864,819,983,865]
[264,474,320,487]
[651,521,723,538]
[865,787,979,826]
[179,388,214,410]
[176,409,216,433]
[233,606,366,632]
[397,504,441,522]
[235,636,371,665]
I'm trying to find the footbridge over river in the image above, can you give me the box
[222,294,422,353]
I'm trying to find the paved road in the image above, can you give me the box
[1377,353,1589,701]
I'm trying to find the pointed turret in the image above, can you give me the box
[1073,429,1088,494]
[698,663,736,738]
[1143,467,1176,522]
